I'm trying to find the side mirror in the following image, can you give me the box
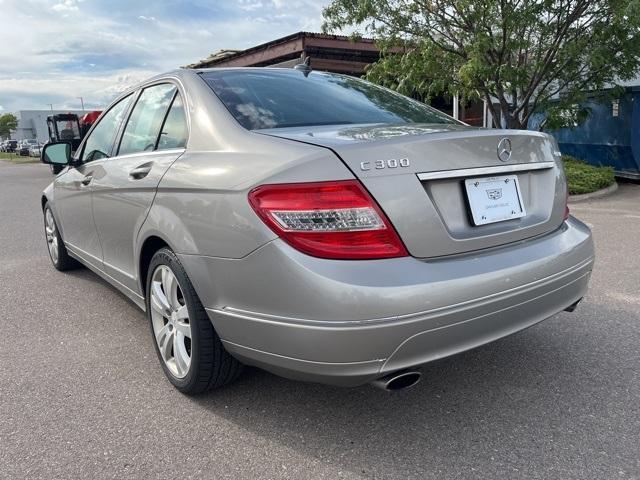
[41,141,72,166]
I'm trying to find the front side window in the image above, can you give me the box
[118,84,176,156]
[81,94,132,162]
[157,94,188,150]
[201,69,458,130]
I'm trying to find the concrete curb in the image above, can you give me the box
[569,182,618,203]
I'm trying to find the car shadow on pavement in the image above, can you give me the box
[64,267,145,308]
[188,314,612,478]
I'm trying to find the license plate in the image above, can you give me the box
[464,175,526,226]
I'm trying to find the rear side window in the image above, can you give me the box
[157,94,187,150]
[118,84,176,156]
[81,94,132,162]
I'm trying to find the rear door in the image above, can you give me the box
[91,82,188,293]
[54,94,133,269]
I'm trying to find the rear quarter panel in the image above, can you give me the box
[139,134,354,260]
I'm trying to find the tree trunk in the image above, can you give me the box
[501,108,527,130]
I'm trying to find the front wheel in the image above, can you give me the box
[146,248,242,394]
[44,204,79,271]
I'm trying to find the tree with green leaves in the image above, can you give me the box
[323,0,640,129]
[0,113,18,139]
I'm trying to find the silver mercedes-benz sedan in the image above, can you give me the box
[40,67,594,393]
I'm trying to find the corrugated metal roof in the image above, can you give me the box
[185,31,376,69]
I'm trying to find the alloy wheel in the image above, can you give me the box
[150,265,192,378]
[45,208,59,264]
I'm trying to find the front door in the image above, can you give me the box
[54,163,101,268]
[54,93,133,268]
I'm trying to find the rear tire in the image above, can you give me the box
[44,203,80,271]
[146,247,242,394]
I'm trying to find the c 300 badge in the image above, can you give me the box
[360,158,410,171]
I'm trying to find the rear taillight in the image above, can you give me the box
[248,180,408,260]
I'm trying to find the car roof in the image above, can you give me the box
[191,66,326,74]
[102,66,338,116]
[117,67,334,96]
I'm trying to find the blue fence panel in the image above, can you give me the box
[529,91,640,178]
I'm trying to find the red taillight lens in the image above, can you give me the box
[248,180,408,259]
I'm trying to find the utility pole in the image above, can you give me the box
[77,97,85,112]
[47,104,53,112]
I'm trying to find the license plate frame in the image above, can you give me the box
[464,175,526,226]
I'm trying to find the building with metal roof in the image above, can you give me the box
[186,31,381,76]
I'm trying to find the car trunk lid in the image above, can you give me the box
[258,123,567,258]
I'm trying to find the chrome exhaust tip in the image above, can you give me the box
[371,370,421,391]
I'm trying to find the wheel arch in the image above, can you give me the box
[41,191,62,238]
[138,234,172,297]
[40,182,54,212]
[41,182,55,212]
[136,200,201,300]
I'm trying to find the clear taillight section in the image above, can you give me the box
[271,207,385,231]
[248,180,408,259]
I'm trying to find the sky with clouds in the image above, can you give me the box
[0,0,332,113]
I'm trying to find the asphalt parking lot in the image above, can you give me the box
[1,161,638,480]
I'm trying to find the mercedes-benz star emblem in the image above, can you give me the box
[497,138,512,162]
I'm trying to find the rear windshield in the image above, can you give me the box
[201,69,458,130]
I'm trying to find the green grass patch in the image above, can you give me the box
[562,155,615,195]
[0,152,39,163]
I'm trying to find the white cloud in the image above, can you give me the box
[239,1,263,11]
[0,0,334,112]
[0,70,156,110]
[51,0,80,12]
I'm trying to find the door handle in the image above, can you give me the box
[80,175,93,186]
[129,164,152,180]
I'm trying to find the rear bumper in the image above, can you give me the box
[179,217,594,387]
